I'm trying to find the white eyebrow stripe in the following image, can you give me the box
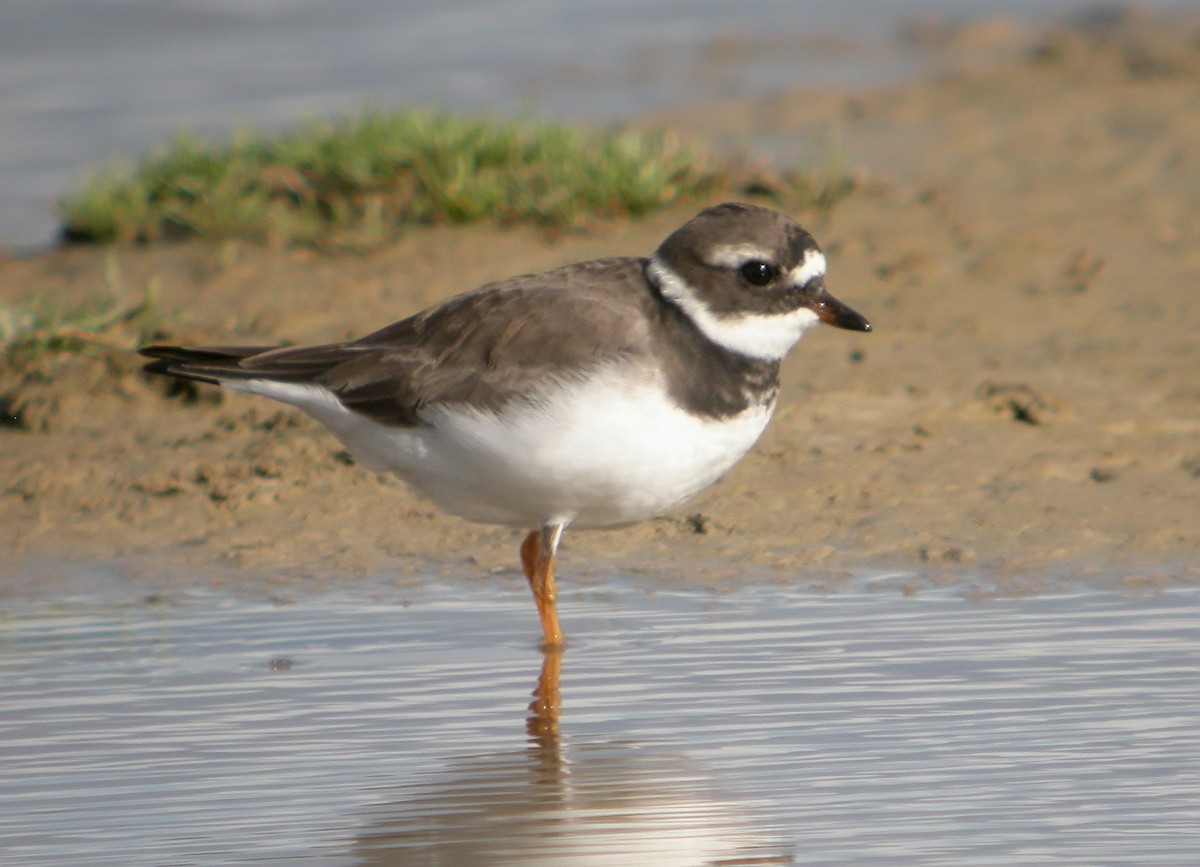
[788,249,826,287]
[705,243,775,269]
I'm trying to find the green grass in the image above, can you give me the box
[58,108,856,248]
[0,293,156,364]
[0,256,164,366]
[59,110,723,247]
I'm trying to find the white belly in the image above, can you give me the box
[235,368,774,530]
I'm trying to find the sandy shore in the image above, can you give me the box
[2,13,1197,595]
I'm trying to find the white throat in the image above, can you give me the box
[647,255,820,361]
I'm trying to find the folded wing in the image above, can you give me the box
[140,258,655,427]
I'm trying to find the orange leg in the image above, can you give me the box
[520,525,565,649]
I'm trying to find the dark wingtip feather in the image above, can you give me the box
[138,344,277,386]
[140,357,222,386]
[138,344,180,360]
[138,344,272,362]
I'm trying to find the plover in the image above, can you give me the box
[141,202,870,646]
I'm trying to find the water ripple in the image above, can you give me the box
[0,578,1196,863]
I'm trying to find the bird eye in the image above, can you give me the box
[738,260,776,287]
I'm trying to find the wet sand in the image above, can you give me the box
[2,13,1198,593]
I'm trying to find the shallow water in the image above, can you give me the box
[1,576,1196,864]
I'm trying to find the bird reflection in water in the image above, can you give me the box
[526,646,562,741]
[353,650,793,865]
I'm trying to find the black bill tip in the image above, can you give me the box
[812,293,871,333]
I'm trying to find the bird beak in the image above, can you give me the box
[810,290,871,332]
